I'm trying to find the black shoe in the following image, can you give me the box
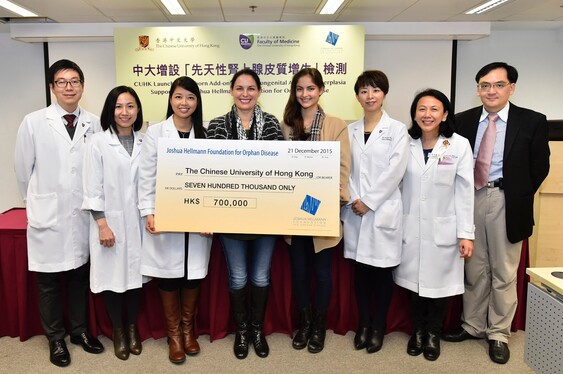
[366,328,384,354]
[423,331,440,361]
[407,329,424,356]
[49,339,71,367]
[442,328,479,342]
[489,340,510,364]
[70,332,104,354]
[354,326,369,350]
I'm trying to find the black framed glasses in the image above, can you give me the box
[54,79,82,88]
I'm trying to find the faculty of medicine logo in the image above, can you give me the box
[325,31,339,46]
[239,34,254,50]
[138,35,149,48]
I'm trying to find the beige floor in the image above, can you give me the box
[0,330,533,373]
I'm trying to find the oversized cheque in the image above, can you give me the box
[155,138,340,236]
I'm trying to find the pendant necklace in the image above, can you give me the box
[178,130,190,138]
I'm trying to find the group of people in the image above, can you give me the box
[14,59,549,368]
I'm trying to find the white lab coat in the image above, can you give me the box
[14,104,101,272]
[138,116,212,279]
[393,133,475,298]
[341,112,409,267]
[82,130,144,293]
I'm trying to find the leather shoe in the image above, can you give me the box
[354,326,369,350]
[489,340,510,364]
[366,328,384,354]
[70,331,104,354]
[423,331,440,361]
[49,339,71,367]
[407,329,424,356]
[112,327,130,360]
[442,328,479,342]
[127,324,142,355]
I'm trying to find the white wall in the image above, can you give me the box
[48,42,116,118]
[363,40,452,126]
[0,33,44,212]
[456,28,563,119]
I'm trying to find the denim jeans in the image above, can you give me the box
[219,235,277,290]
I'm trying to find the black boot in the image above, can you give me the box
[407,328,424,356]
[366,327,384,353]
[293,306,312,350]
[307,310,326,354]
[229,288,249,360]
[354,326,370,350]
[250,285,269,358]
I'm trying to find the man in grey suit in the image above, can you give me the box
[443,62,550,364]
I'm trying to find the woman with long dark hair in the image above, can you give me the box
[138,77,212,364]
[281,67,351,354]
[207,68,283,360]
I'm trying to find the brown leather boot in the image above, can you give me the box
[181,287,201,355]
[159,289,185,364]
[127,324,142,355]
[112,327,130,360]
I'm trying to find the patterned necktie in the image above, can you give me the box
[63,114,76,129]
[474,113,498,190]
[63,114,77,140]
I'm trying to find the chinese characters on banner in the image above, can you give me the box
[114,25,365,123]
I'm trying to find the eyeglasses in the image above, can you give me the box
[53,79,82,88]
[477,82,510,91]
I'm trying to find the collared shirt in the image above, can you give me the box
[473,103,510,182]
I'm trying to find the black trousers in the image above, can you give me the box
[35,263,89,342]
[288,236,335,313]
[410,292,448,334]
[354,261,395,329]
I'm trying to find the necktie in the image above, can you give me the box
[63,114,76,140]
[474,113,498,190]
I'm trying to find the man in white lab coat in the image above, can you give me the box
[14,59,104,367]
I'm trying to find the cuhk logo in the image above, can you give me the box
[325,31,339,46]
[138,35,149,48]
[239,34,254,50]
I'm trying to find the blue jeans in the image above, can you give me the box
[219,235,277,290]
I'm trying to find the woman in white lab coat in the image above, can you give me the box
[393,89,474,361]
[82,86,145,360]
[138,76,212,364]
[341,70,409,353]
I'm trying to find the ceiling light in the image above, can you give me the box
[0,0,38,17]
[319,0,345,15]
[160,0,186,15]
[465,0,511,15]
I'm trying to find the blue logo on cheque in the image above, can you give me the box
[325,31,339,46]
[300,195,321,215]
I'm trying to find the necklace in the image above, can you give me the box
[178,130,190,138]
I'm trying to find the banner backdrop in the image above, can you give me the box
[114,25,364,123]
